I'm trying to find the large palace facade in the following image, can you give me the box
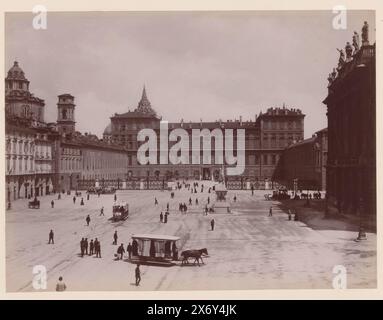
[103,87,305,189]
[5,61,306,200]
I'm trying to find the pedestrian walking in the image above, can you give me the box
[132,239,138,256]
[207,196,210,204]
[114,194,117,202]
[210,218,215,231]
[51,200,54,208]
[234,195,237,202]
[80,238,85,257]
[100,206,104,216]
[84,238,88,255]
[195,198,199,205]
[160,212,163,223]
[166,203,169,211]
[89,239,94,255]
[154,197,158,205]
[80,198,84,206]
[164,212,168,223]
[117,243,125,260]
[135,264,141,286]
[87,193,90,201]
[127,242,132,260]
[48,229,54,244]
[58,193,61,200]
[95,239,101,258]
[113,231,118,245]
[56,276,67,292]
[189,197,192,205]
[269,206,273,217]
[86,215,91,226]
[73,196,76,204]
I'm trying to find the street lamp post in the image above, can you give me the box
[356,197,367,241]
[324,192,329,218]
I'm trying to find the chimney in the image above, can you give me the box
[240,116,242,126]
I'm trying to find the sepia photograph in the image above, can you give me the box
[3,7,377,293]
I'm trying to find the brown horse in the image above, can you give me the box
[181,248,208,266]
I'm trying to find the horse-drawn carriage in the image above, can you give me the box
[130,234,180,266]
[75,190,82,197]
[264,194,273,200]
[129,234,209,267]
[28,198,40,209]
[87,186,103,194]
[110,201,129,222]
[102,186,116,194]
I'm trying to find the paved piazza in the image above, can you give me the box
[6,183,376,291]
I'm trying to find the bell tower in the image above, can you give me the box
[57,94,76,134]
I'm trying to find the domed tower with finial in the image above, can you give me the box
[5,61,30,94]
[5,61,45,123]
[57,94,76,135]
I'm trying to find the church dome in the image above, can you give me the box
[7,61,27,80]
[103,123,112,135]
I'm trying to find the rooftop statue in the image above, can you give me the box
[352,31,360,51]
[345,42,353,60]
[362,21,369,45]
[327,73,333,85]
[336,48,345,69]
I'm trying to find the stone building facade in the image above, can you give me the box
[274,128,328,191]
[5,61,128,200]
[52,95,128,192]
[323,22,375,216]
[103,87,305,189]
[5,61,55,202]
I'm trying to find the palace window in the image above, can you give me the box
[271,135,276,148]
[263,134,268,148]
[271,154,276,165]
[263,154,268,165]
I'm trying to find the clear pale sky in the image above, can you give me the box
[5,11,375,138]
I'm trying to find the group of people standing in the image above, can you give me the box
[159,211,169,223]
[179,203,188,213]
[116,242,133,260]
[80,237,101,258]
